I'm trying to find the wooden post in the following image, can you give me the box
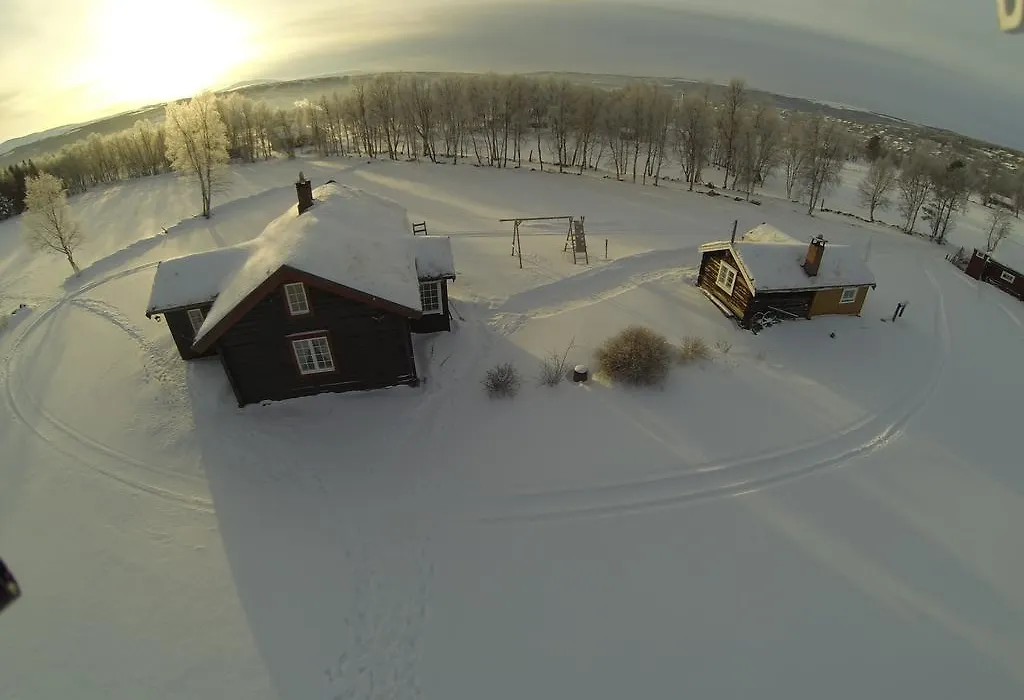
[891,303,904,323]
[516,220,523,269]
[730,219,738,244]
[605,238,609,260]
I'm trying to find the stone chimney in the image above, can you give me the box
[802,235,827,277]
[295,172,314,215]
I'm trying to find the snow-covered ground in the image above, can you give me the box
[1,155,1023,699]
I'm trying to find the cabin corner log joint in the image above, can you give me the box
[145,178,456,406]
[698,224,876,331]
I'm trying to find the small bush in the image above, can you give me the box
[714,339,732,354]
[596,326,673,386]
[679,336,711,363]
[483,362,521,398]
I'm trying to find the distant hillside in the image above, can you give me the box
[1,70,1017,168]
[0,106,168,167]
[0,122,92,158]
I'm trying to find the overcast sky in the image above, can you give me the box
[2,0,1022,147]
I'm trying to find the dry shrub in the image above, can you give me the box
[538,338,576,387]
[596,325,672,386]
[714,339,732,354]
[538,357,564,387]
[679,336,711,363]
[483,362,521,398]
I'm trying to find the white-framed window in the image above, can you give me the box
[187,307,206,335]
[419,280,443,314]
[291,335,335,374]
[1000,270,1016,284]
[840,287,859,304]
[284,282,310,315]
[715,261,738,295]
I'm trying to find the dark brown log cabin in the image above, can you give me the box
[698,226,876,331]
[409,235,457,333]
[145,178,456,406]
[964,249,1024,300]
[191,267,420,405]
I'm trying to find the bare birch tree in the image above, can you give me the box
[781,115,807,200]
[674,84,714,190]
[897,149,932,233]
[436,76,468,163]
[856,155,898,221]
[23,173,83,274]
[986,205,1014,253]
[165,92,229,218]
[922,158,971,243]
[733,102,781,199]
[642,85,674,185]
[796,115,849,215]
[716,78,747,187]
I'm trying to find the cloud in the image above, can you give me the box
[248,2,1024,148]
[3,0,1021,148]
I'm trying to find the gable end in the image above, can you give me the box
[192,265,423,353]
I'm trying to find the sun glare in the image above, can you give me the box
[74,0,256,108]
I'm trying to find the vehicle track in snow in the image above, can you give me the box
[1,261,214,513]
[473,266,952,524]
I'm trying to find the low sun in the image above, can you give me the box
[75,0,255,108]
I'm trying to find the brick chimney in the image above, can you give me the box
[802,235,827,277]
[295,172,314,215]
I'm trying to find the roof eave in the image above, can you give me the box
[755,281,877,294]
[191,265,424,354]
[146,297,218,318]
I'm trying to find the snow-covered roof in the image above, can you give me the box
[740,223,800,244]
[732,240,875,292]
[991,237,1024,273]
[194,183,421,344]
[700,228,875,293]
[412,236,456,279]
[146,246,250,315]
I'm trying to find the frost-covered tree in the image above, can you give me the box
[674,84,714,191]
[733,102,781,198]
[165,92,229,218]
[780,115,807,200]
[985,205,1014,254]
[270,108,300,159]
[716,78,747,187]
[922,158,970,243]
[23,173,83,274]
[436,76,468,163]
[897,149,932,233]
[969,158,1002,204]
[796,115,850,215]
[857,155,898,221]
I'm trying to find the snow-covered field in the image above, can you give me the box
[1,154,1023,700]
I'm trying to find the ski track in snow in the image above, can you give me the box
[468,263,952,524]
[1,261,214,512]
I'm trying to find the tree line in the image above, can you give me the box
[5,72,1024,259]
